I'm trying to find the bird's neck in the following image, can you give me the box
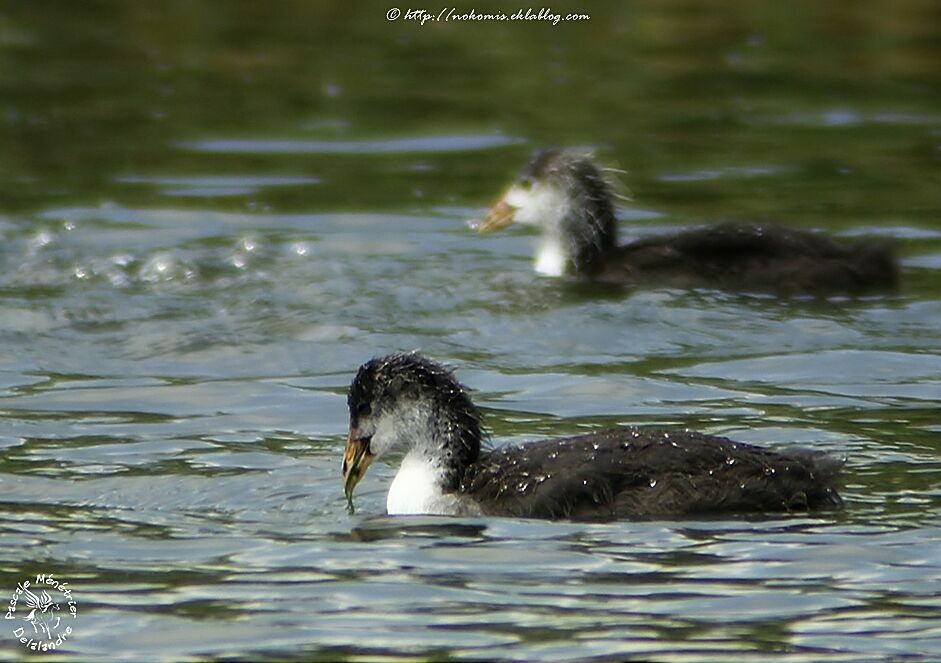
[387,450,457,515]
[545,191,618,276]
[535,234,569,277]
[384,398,481,515]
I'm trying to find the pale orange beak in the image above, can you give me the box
[477,197,517,234]
[342,431,374,514]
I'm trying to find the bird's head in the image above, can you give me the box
[342,352,481,513]
[477,149,577,233]
[476,149,620,275]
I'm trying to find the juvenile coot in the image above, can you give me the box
[477,149,898,295]
[342,353,844,520]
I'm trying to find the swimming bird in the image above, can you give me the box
[477,149,898,295]
[341,353,844,520]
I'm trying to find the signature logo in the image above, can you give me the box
[5,573,78,653]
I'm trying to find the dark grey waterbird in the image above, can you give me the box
[342,353,844,520]
[477,149,898,295]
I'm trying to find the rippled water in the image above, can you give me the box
[2,2,940,661]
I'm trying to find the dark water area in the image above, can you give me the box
[1,1,940,660]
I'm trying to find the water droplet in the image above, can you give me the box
[139,252,195,282]
[726,457,735,465]
[29,231,53,252]
[145,255,168,275]
[649,479,657,488]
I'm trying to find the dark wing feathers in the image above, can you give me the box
[459,427,842,521]
[603,223,897,294]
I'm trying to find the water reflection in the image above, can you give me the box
[182,133,525,155]
[1,0,940,660]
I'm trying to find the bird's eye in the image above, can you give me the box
[517,176,534,190]
[356,402,372,418]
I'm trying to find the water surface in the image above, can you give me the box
[1,2,940,660]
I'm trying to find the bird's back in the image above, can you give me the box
[600,223,897,295]
[460,427,843,521]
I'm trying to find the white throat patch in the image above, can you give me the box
[386,451,454,515]
[534,237,568,276]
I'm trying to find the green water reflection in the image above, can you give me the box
[1,1,940,661]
